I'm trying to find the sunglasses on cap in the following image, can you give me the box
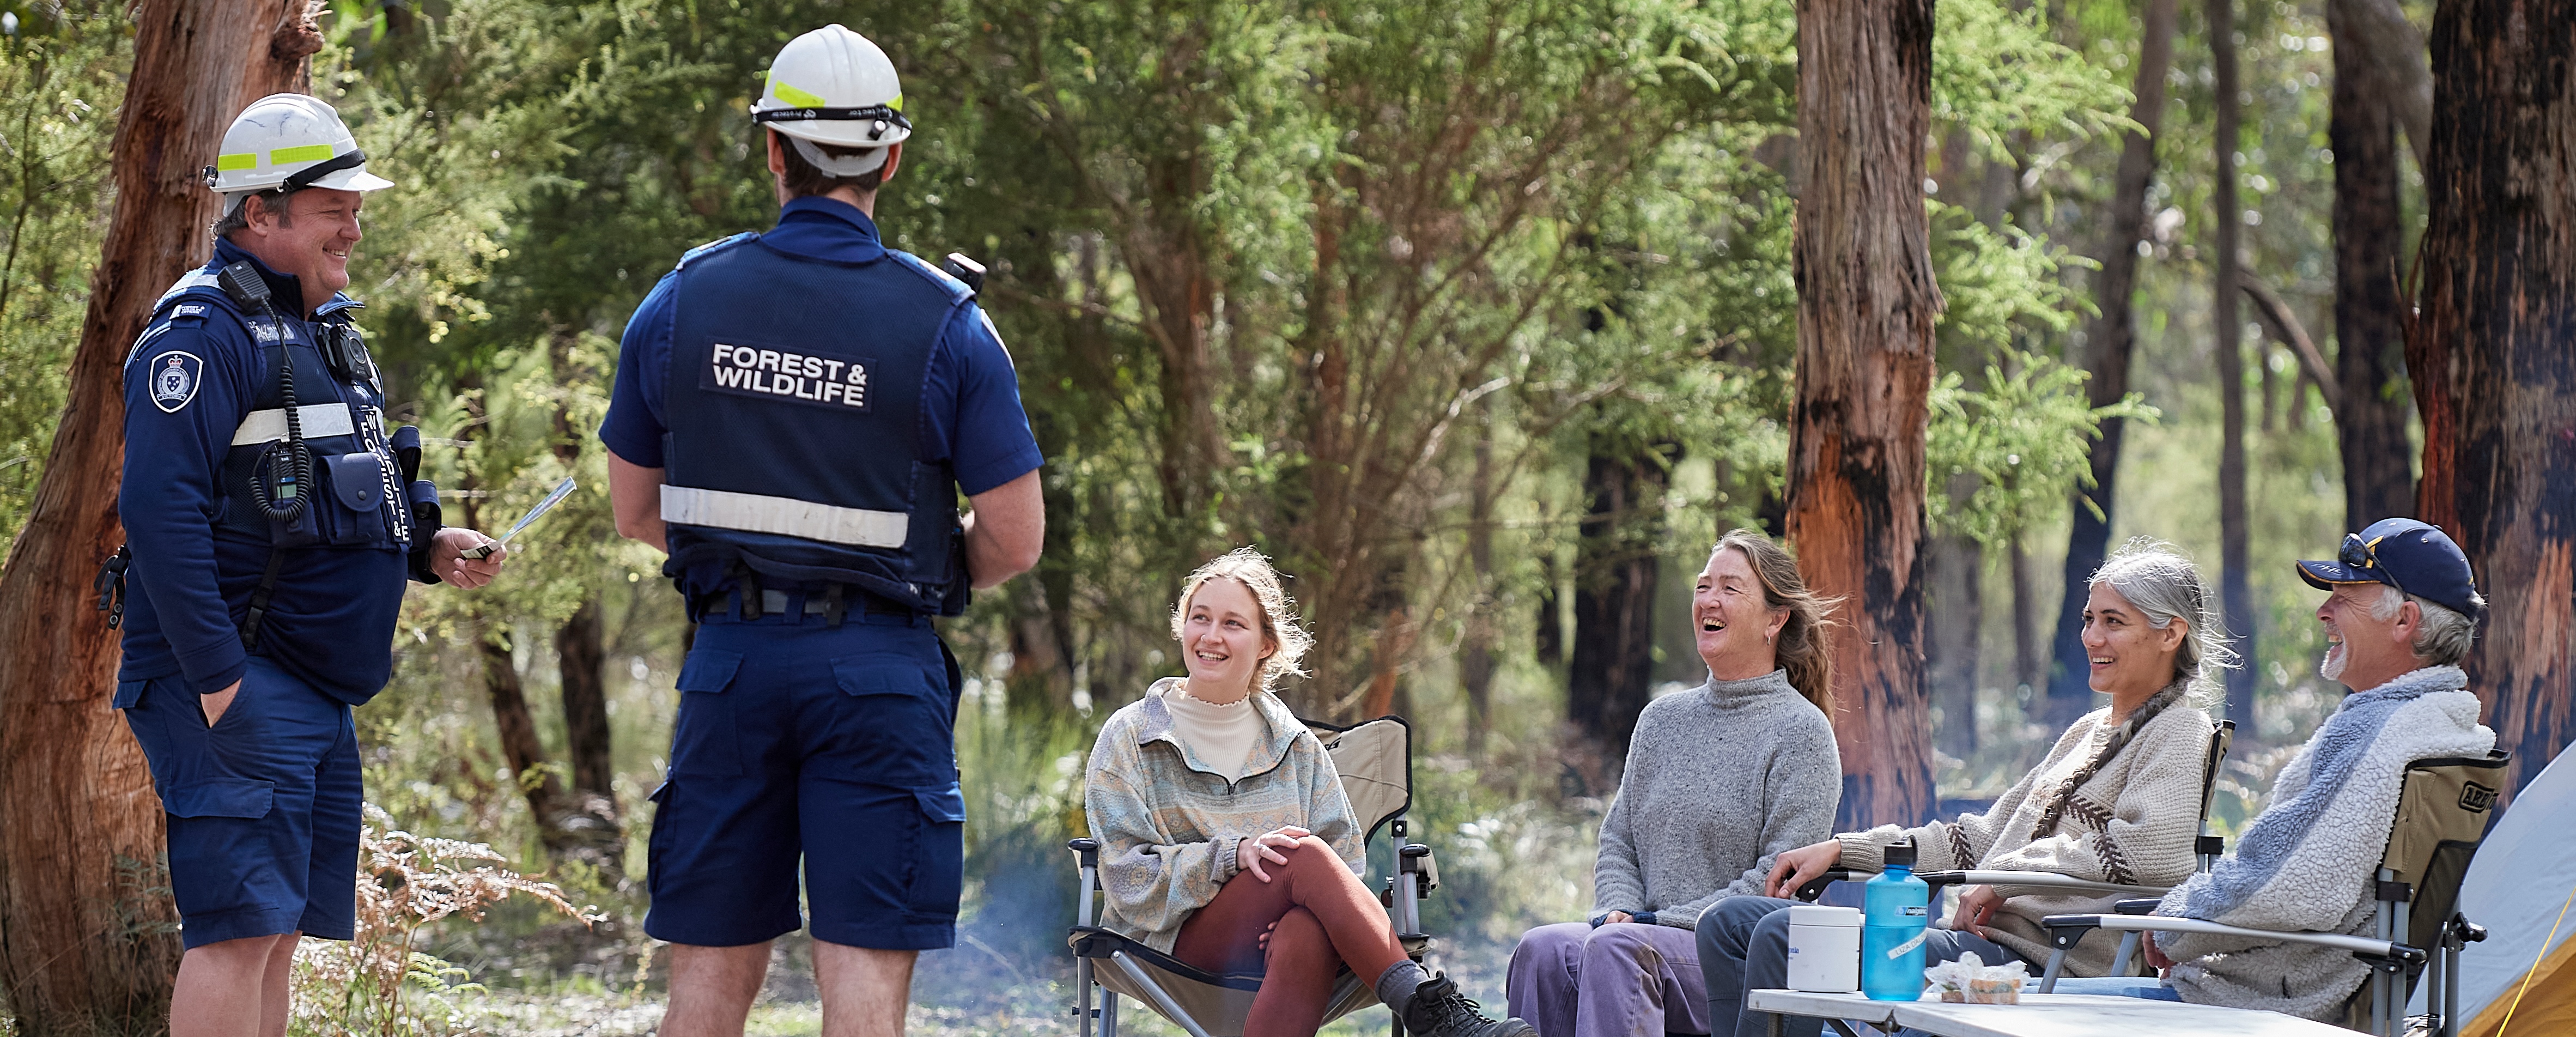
[2339,532,2408,596]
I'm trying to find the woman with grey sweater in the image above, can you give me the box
[1506,530,1842,1037]
[1698,540,2225,1037]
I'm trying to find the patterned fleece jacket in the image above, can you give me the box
[1838,681,2213,976]
[1084,680,1364,954]
[2155,665,2494,1021]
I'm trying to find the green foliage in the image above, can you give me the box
[0,3,125,545]
[1928,348,2155,549]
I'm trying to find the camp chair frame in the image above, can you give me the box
[1792,720,2237,981]
[1066,714,1435,1037]
[2037,748,2510,1037]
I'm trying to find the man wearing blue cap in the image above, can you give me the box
[2048,518,2496,1021]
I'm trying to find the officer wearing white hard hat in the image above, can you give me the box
[599,25,1044,1032]
[107,92,506,1034]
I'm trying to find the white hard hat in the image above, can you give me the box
[751,25,911,177]
[205,94,392,213]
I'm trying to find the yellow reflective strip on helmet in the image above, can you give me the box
[215,153,258,171]
[270,144,337,165]
[773,82,828,108]
[886,94,903,112]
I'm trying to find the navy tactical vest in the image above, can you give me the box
[143,267,430,559]
[659,234,968,614]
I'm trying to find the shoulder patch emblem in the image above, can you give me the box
[172,303,208,319]
[148,351,203,413]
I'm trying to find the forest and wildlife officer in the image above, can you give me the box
[111,93,507,1037]
[601,24,1044,1036]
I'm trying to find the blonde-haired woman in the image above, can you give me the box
[1506,529,1843,1036]
[1698,538,2225,1037]
[1085,548,1533,1037]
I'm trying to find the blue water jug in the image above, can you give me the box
[1862,839,1930,1000]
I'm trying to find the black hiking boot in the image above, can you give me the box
[1398,972,1536,1037]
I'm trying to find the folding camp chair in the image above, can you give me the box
[1066,714,1437,1037]
[2037,748,2510,1037]
[1794,720,2237,979]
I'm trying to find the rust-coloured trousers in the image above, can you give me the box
[1172,836,1411,1037]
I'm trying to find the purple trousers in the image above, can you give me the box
[1506,921,1710,1037]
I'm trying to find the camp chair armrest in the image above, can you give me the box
[1069,837,1101,865]
[2037,913,2427,965]
[1793,868,1866,902]
[2113,897,2160,915]
[1917,870,2171,898]
[1399,843,1439,893]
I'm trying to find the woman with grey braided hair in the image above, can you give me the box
[1697,539,2225,1037]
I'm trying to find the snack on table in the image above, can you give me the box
[1924,953,2028,1005]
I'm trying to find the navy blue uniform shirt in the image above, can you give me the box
[599,197,1043,583]
[116,239,415,706]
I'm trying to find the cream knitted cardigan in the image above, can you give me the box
[1836,682,2214,977]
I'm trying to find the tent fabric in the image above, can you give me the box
[2409,742,2576,1036]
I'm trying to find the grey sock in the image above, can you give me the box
[1375,959,1429,1015]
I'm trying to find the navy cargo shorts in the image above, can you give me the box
[643,609,967,950]
[116,656,361,949]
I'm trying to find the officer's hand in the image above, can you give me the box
[201,680,242,727]
[431,527,506,588]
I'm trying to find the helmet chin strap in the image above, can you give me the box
[788,135,888,178]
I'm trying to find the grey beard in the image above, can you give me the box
[2318,644,2347,682]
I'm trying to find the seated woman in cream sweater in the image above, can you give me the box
[1084,549,1532,1037]
[1504,529,1843,1037]
[1696,539,2227,1037]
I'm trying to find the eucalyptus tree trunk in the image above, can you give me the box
[2328,0,2421,529]
[2045,0,2179,730]
[1786,0,1942,830]
[1566,447,1668,763]
[2208,0,2259,733]
[2413,0,2576,805]
[0,3,318,1029]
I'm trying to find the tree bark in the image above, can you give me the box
[1787,0,1942,830]
[1924,491,1981,759]
[2045,0,2179,729]
[1461,429,1499,754]
[0,3,315,1028]
[545,338,622,875]
[2341,0,2435,171]
[551,599,623,875]
[2414,0,2576,804]
[2329,0,2423,530]
[1566,448,1667,763]
[2209,0,2259,734]
[480,624,569,839]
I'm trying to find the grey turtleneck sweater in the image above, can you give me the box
[1592,669,1842,929]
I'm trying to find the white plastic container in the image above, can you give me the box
[1785,905,1863,993]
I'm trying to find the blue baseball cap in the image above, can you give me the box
[2296,518,2484,620]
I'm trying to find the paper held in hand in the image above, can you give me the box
[460,477,576,560]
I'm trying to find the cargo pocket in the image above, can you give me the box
[670,651,743,777]
[906,783,967,919]
[163,779,275,820]
[831,656,952,787]
[644,781,676,900]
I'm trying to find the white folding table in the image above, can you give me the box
[1746,988,2361,1037]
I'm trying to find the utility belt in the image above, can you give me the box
[688,578,924,627]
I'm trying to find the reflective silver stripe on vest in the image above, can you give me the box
[660,486,909,549]
[232,404,357,445]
